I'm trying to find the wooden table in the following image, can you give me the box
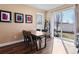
[31,31,47,50]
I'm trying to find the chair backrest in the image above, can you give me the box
[23,30,32,42]
[23,30,27,39]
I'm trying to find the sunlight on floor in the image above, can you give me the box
[52,37,77,54]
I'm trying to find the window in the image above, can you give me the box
[36,13,44,30]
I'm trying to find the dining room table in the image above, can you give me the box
[31,31,47,50]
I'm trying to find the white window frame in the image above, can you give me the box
[36,13,45,31]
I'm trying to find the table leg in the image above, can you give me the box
[39,39,42,49]
[35,40,38,51]
[44,35,46,48]
[36,37,41,50]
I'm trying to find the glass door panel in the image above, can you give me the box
[54,12,62,38]
[62,8,75,41]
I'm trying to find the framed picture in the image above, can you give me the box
[25,15,32,23]
[14,13,24,23]
[0,10,12,22]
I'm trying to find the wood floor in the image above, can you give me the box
[0,38,53,54]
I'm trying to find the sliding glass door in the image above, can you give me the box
[62,8,75,41]
[54,7,75,41]
[54,12,62,38]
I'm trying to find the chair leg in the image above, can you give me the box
[24,40,29,47]
[30,44,33,52]
[30,41,34,52]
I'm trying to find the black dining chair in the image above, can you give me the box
[23,30,28,45]
[23,30,32,50]
[23,30,38,52]
[31,34,38,50]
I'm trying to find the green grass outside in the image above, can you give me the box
[58,32,74,40]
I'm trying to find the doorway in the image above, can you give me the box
[61,8,75,41]
[53,7,75,42]
[50,7,77,53]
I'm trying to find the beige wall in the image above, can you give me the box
[0,4,45,44]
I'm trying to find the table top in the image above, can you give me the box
[31,31,46,36]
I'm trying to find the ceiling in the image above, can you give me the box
[28,4,63,10]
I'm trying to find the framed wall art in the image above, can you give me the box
[14,13,24,23]
[25,15,32,23]
[0,10,12,22]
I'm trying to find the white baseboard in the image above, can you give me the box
[0,39,24,47]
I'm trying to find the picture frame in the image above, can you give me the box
[0,10,12,22]
[14,13,24,23]
[25,15,32,23]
